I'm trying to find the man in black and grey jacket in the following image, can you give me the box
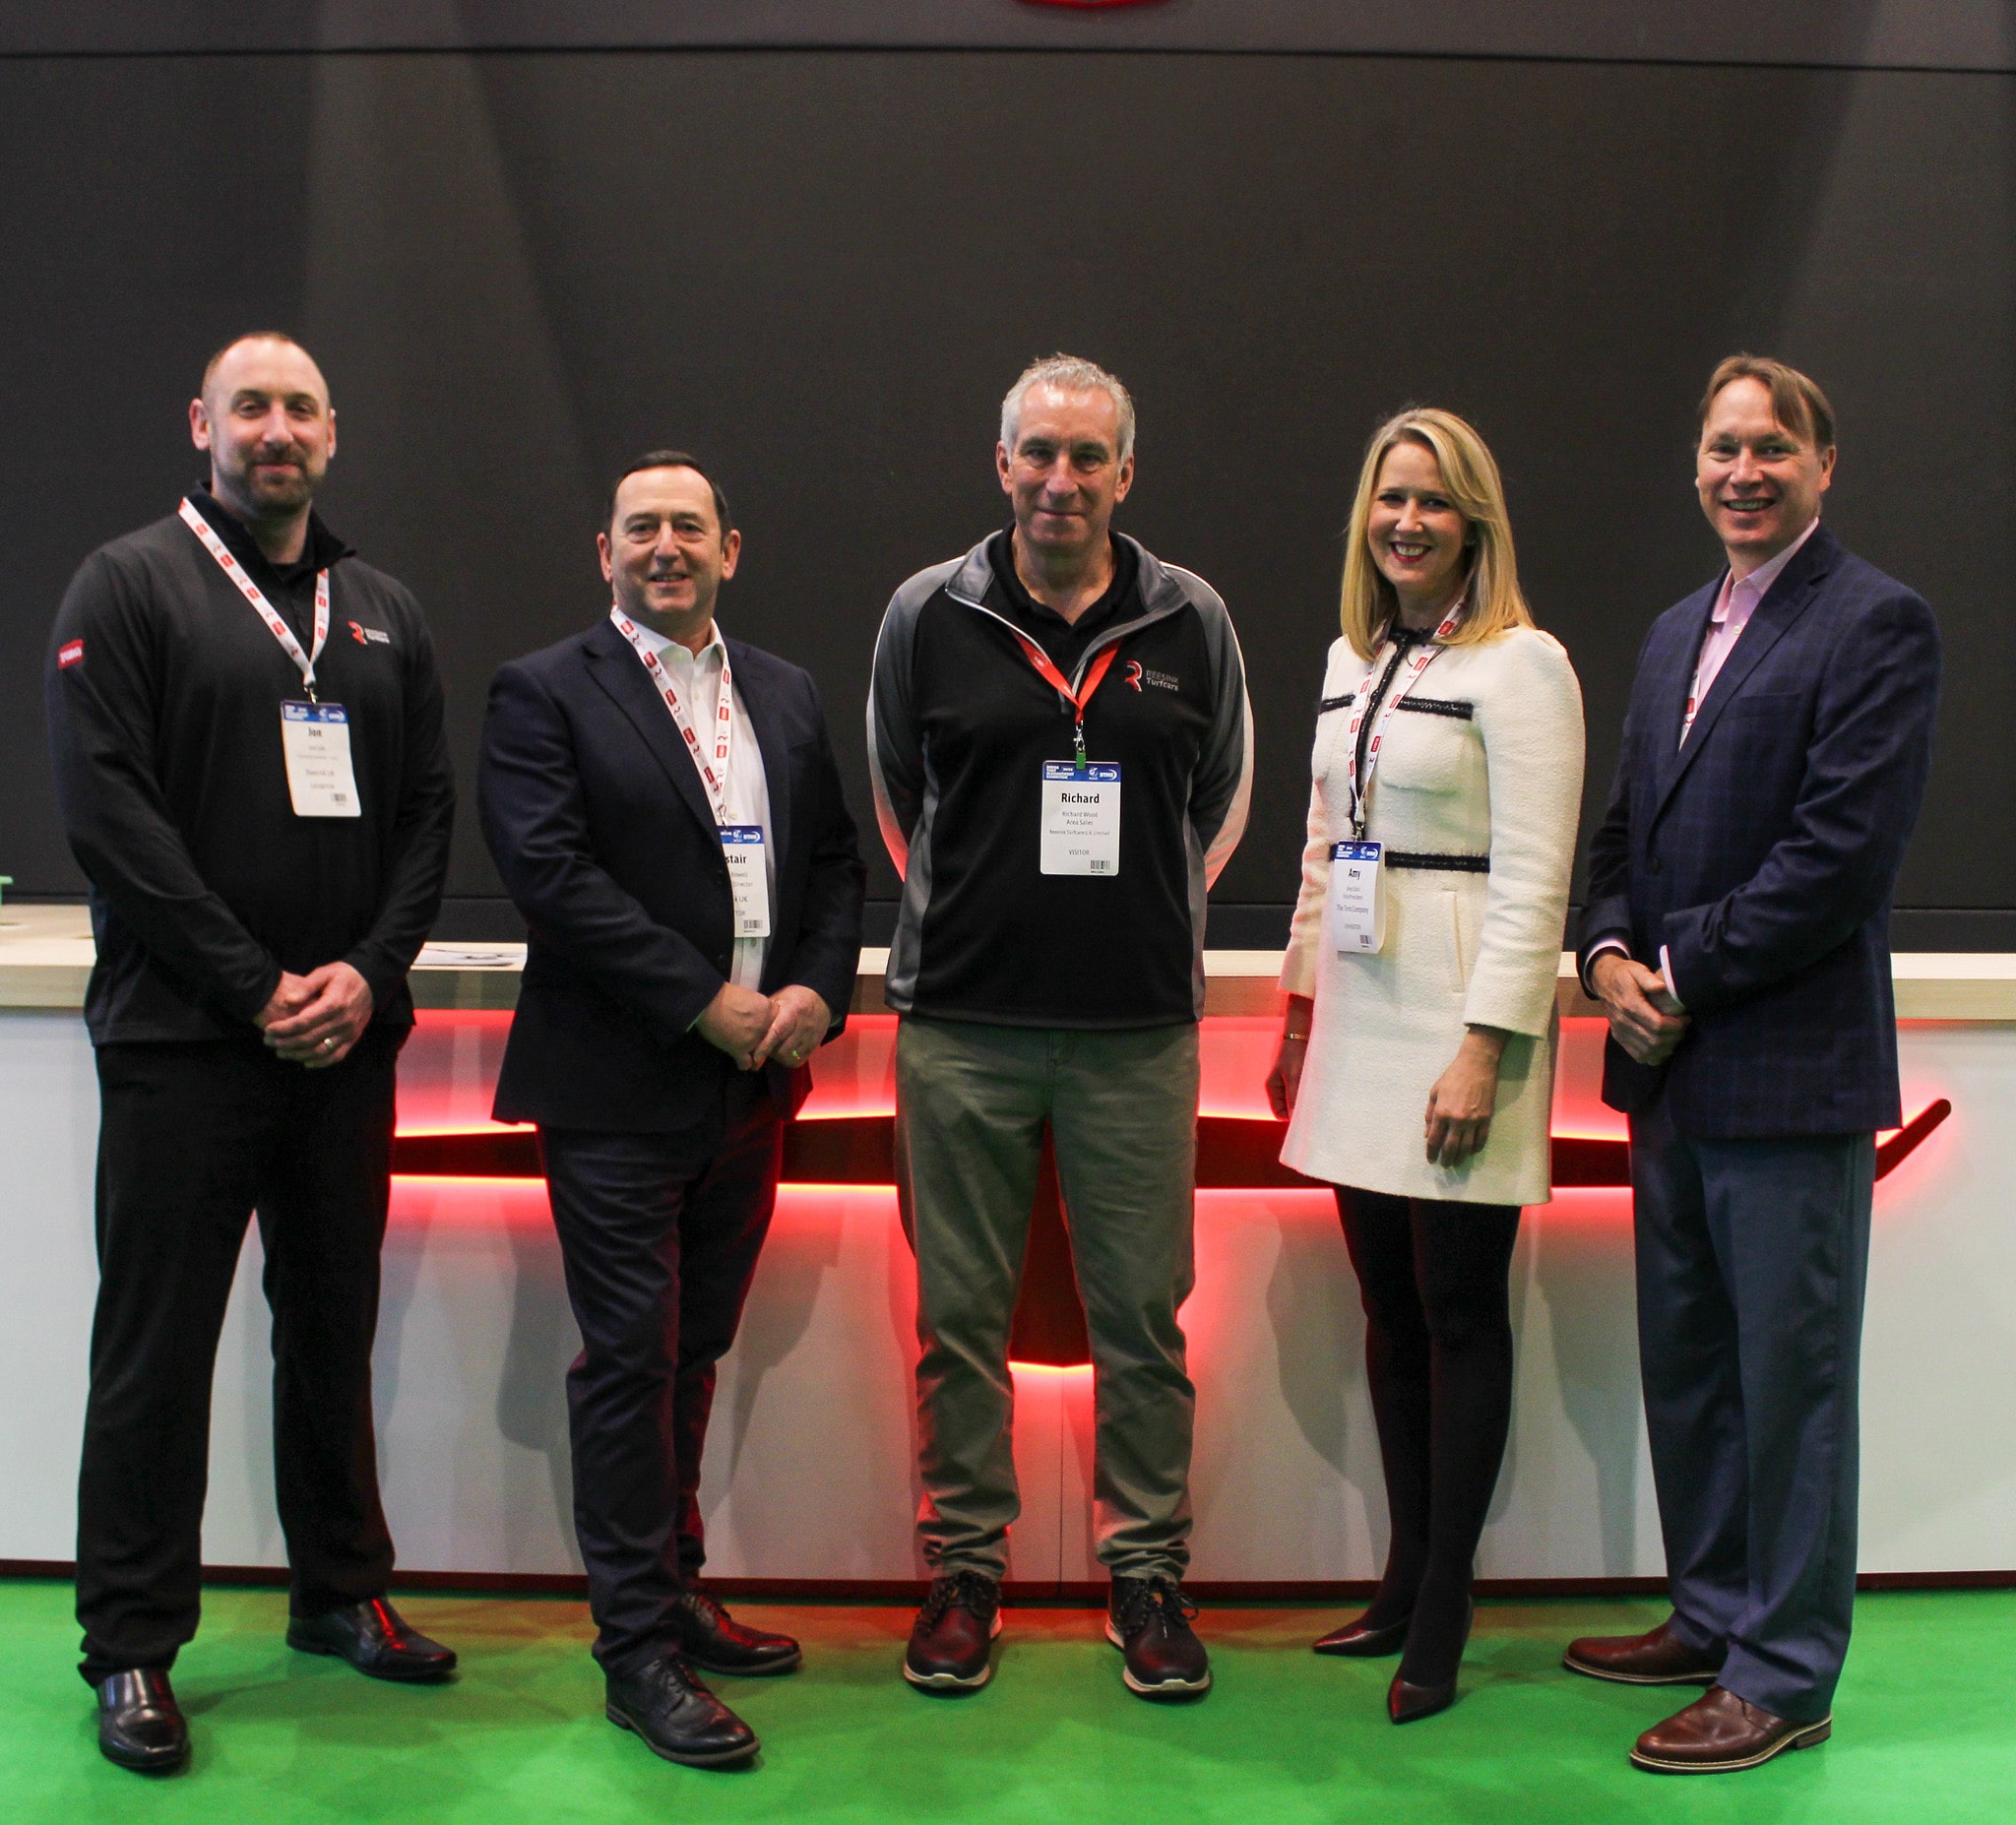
[867,355,1251,1700]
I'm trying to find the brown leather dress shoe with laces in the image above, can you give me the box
[1631,1685,1832,1773]
[1563,1616,1724,1685]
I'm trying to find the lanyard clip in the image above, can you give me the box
[1073,718,1088,767]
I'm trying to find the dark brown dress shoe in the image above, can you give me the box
[904,1571,1001,1691]
[95,1668,189,1773]
[1563,1616,1724,1685]
[287,1597,458,1680]
[1631,1685,1832,1774]
[606,1656,759,1767]
[1312,1612,1411,1658]
[1108,1577,1211,1699]
[670,1592,802,1676]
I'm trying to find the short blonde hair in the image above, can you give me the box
[1340,407,1533,660]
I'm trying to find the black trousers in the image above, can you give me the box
[1335,1186,1521,1672]
[539,1077,782,1677]
[77,1030,403,1684]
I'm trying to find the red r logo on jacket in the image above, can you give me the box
[1125,661,1144,691]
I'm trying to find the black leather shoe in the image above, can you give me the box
[286,1597,458,1681]
[1313,1612,1412,1657]
[606,1655,759,1768]
[670,1591,801,1676]
[95,1668,189,1773]
[1108,1577,1212,1698]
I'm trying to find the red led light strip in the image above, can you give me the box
[392,1102,1951,1369]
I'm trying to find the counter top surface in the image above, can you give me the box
[4,903,2014,1019]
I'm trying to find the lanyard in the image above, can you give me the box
[179,496,330,701]
[1343,598,1465,839]
[1010,631,1122,767]
[608,605,736,823]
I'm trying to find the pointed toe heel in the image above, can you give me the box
[1387,1670,1457,1723]
[1313,1615,1412,1658]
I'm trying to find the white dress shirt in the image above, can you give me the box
[628,616,775,993]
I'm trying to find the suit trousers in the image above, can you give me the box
[1630,1088,1875,1720]
[77,1030,403,1684]
[538,1075,782,1676]
[894,1015,1200,1583]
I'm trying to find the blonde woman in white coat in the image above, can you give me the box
[1266,409,1584,1723]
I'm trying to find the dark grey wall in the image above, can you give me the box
[2,1,2011,70]
[2,51,2009,943]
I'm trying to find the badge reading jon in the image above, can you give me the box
[1040,761,1121,877]
[280,701,361,818]
[720,824,771,938]
[1328,839,1386,954]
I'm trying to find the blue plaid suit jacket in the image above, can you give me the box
[1579,524,1940,1138]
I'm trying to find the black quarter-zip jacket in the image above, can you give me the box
[44,488,456,1044]
[868,531,1253,1028]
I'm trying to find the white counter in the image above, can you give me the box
[3,904,2013,1589]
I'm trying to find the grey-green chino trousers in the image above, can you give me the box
[895,1014,1200,1583]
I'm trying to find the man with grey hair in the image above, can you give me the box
[868,354,1252,1699]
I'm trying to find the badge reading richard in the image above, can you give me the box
[1327,839,1385,953]
[1040,762,1121,877]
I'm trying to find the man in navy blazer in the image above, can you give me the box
[479,452,863,1769]
[1563,359,1939,1773]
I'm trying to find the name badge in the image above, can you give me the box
[1040,761,1121,877]
[720,824,771,938]
[280,701,361,818]
[1328,840,1386,954]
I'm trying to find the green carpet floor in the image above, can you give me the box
[2,1581,2011,1824]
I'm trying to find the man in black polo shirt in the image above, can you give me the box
[45,333,459,1774]
[868,355,1252,1699]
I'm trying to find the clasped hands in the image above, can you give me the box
[1590,952,1689,1066]
[696,980,832,1073]
[256,961,374,1067]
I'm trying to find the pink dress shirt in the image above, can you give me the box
[1679,514,1821,743]
[1591,515,1821,1006]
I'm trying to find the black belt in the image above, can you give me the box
[1385,851,1489,873]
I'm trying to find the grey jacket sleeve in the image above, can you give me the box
[1171,569,1254,889]
[864,562,955,877]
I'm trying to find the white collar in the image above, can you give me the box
[624,614,724,664]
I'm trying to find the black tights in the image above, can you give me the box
[1336,1186,1521,1684]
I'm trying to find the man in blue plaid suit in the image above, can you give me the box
[1564,356,1940,1775]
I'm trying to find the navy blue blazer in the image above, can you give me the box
[478,616,865,1148]
[1579,524,1939,1139]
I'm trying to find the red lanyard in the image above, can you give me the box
[608,606,735,821]
[1344,598,1465,839]
[179,497,331,700]
[1010,632,1121,767]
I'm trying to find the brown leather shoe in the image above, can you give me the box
[1563,1616,1724,1685]
[1631,1685,1832,1774]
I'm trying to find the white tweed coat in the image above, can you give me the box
[1279,625,1585,1206]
